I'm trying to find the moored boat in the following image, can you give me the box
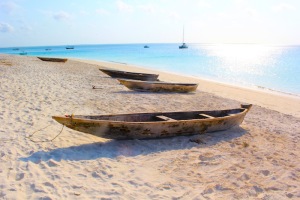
[179,26,188,49]
[19,51,27,55]
[52,104,252,140]
[118,79,198,93]
[99,68,159,81]
[37,57,68,62]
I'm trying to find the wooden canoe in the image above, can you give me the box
[52,104,252,140]
[99,68,159,81]
[37,57,68,62]
[118,79,198,93]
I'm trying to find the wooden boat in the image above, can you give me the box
[37,57,68,62]
[19,51,27,55]
[99,68,159,81]
[52,104,252,140]
[118,79,198,93]
[66,46,74,49]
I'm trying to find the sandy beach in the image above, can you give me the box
[0,54,299,199]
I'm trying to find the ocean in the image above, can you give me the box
[1,43,299,96]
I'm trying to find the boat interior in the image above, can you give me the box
[79,108,245,122]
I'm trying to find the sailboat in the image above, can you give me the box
[179,26,188,49]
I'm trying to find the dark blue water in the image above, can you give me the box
[1,43,299,95]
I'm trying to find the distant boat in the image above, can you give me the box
[66,46,74,49]
[19,51,27,55]
[12,48,19,51]
[179,27,188,49]
[37,57,67,62]
[99,68,159,81]
[52,104,252,140]
[45,48,51,51]
[118,79,198,93]
[144,45,149,48]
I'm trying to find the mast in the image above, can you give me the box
[182,26,185,43]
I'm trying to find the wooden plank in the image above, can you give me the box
[156,115,177,121]
[199,114,215,119]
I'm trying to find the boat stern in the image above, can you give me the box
[241,104,252,112]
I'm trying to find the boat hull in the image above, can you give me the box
[99,68,159,81]
[37,57,67,62]
[118,79,198,93]
[52,105,251,140]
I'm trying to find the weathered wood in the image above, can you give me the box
[156,115,177,121]
[118,79,198,93]
[37,57,67,62]
[52,104,252,140]
[199,114,215,119]
[99,68,159,81]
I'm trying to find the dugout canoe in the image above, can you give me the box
[99,68,159,81]
[37,57,68,62]
[52,104,252,140]
[118,79,198,93]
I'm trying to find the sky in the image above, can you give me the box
[0,0,299,47]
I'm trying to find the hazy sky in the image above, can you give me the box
[0,0,299,47]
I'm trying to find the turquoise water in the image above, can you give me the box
[1,43,299,95]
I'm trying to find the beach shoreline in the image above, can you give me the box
[73,58,300,118]
[1,54,299,199]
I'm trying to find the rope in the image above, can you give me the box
[26,124,65,143]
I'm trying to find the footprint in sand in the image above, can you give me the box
[15,172,25,181]
[260,170,270,176]
[43,182,55,188]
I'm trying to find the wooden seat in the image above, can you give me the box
[156,115,177,121]
[199,114,215,119]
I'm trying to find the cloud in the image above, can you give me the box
[53,11,72,21]
[0,1,19,15]
[272,3,295,13]
[116,0,133,12]
[0,22,14,32]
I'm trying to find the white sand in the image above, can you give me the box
[0,54,299,199]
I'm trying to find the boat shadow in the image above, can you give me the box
[20,126,247,163]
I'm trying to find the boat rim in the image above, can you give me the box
[52,105,251,124]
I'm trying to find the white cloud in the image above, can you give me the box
[53,11,72,21]
[0,22,14,32]
[0,1,19,15]
[116,0,133,13]
[272,3,295,13]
